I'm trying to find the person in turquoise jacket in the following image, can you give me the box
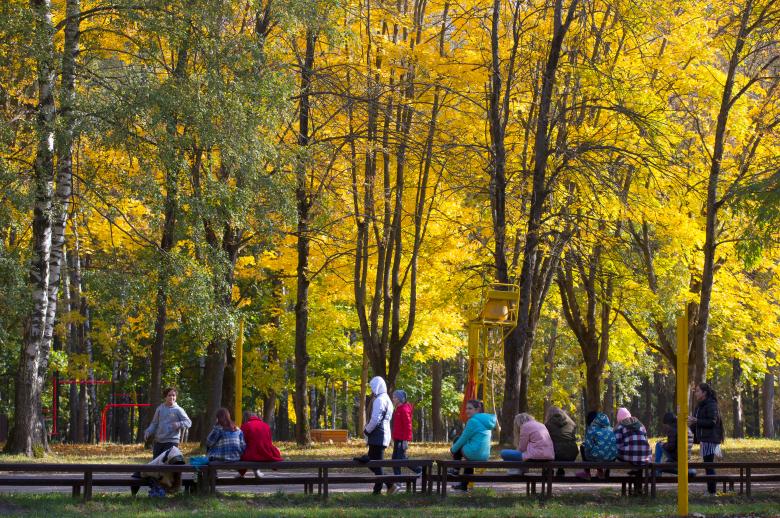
[450,399,496,491]
[577,411,617,480]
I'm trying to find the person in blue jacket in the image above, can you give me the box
[450,399,496,491]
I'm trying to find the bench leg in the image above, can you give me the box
[72,484,80,498]
[441,467,447,499]
[83,472,93,501]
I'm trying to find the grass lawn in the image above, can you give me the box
[1,491,780,517]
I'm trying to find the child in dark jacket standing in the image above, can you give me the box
[391,390,422,488]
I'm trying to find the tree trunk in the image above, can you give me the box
[277,390,290,441]
[543,319,558,415]
[732,358,744,438]
[341,381,349,431]
[603,367,615,419]
[763,354,775,438]
[358,343,369,435]
[292,29,316,446]
[431,360,445,441]
[263,392,276,430]
[692,4,752,385]
[5,0,57,456]
[146,42,188,432]
[750,385,761,437]
[42,0,79,360]
[500,0,578,442]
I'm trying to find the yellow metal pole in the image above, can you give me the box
[235,318,244,426]
[677,312,689,517]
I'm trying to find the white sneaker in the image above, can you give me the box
[253,469,264,478]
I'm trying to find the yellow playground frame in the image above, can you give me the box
[461,283,520,421]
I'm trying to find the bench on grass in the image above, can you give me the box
[0,463,201,500]
[207,459,435,498]
[650,461,780,497]
[435,460,650,498]
[310,429,349,443]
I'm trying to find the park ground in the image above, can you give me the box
[1,439,780,516]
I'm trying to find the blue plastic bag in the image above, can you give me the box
[189,455,209,467]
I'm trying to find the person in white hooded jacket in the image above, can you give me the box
[354,376,395,494]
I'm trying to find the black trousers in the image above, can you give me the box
[451,447,474,487]
[152,441,177,459]
[368,444,391,493]
[703,453,716,493]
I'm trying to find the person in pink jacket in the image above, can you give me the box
[500,413,555,463]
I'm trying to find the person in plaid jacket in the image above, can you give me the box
[613,407,651,466]
[206,408,246,462]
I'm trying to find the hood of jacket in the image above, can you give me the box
[592,412,612,429]
[547,411,571,430]
[619,416,642,430]
[369,376,387,396]
[470,412,497,431]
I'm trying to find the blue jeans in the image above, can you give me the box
[392,440,422,476]
[500,449,523,461]
[654,442,666,464]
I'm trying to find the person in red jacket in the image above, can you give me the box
[238,411,282,478]
[391,390,422,485]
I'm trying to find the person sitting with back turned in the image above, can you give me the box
[449,399,496,492]
[239,410,282,478]
[206,408,246,462]
[500,413,554,474]
[545,406,579,476]
[613,407,651,474]
[577,411,617,480]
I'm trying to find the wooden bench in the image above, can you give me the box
[650,462,780,497]
[310,429,349,443]
[435,460,649,498]
[207,459,434,498]
[0,463,201,500]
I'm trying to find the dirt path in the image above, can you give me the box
[1,470,779,497]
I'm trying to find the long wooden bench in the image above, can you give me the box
[2,459,778,500]
[0,463,201,500]
[650,462,780,497]
[435,460,649,498]
[207,459,434,498]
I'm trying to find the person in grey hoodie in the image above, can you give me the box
[354,376,394,494]
[144,387,192,458]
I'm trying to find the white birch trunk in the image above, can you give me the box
[6,0,56,456]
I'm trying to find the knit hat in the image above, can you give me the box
[393,389,407,403]
[662,411,677,425]
[616,407,631,422]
